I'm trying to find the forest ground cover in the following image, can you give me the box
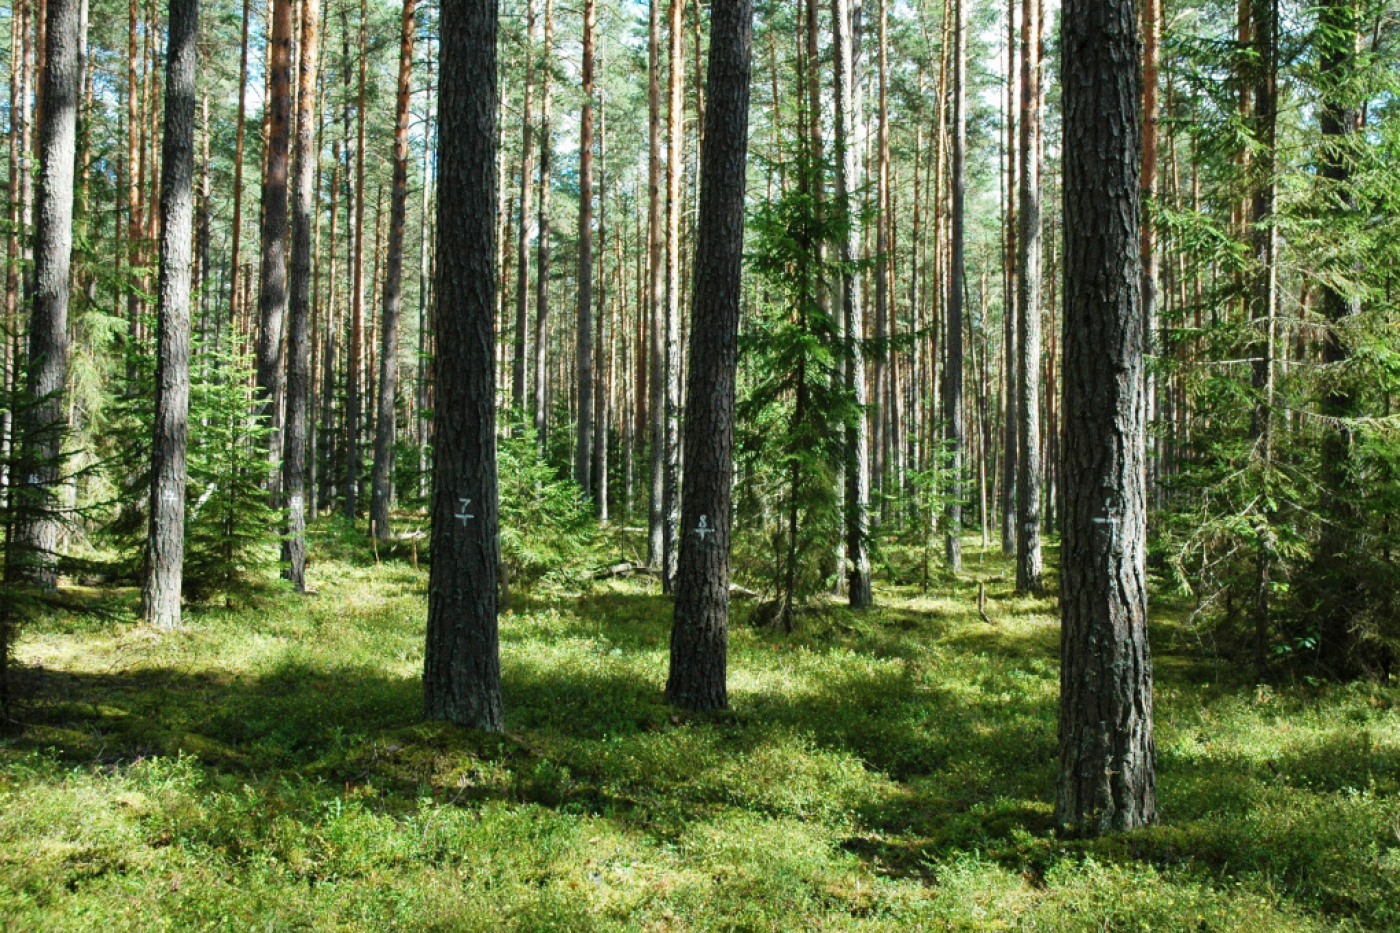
[1,525,1398,932]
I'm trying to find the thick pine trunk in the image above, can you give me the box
[423,0,502,731]
[284,0,321,588]
[1014,0,1042,594]
[371,0,417,542]
[255,0,295,484]
[141,0,198,629]
[1056,0,1155,836]
[667,0,754,712]
[12,0,79,590]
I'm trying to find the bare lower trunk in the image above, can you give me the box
[142,0,199,629]
[423,0,502,731]
[284,0,321,587]
[668,0,754,712]
[1056,0,1155,836]
[371,0,417,541]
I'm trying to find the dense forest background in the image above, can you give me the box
[5,0,1400,690]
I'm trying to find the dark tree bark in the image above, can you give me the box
[1056,0,1155,836]
[1312,0,1363,677]
[141,0,199,629]
[284,0,321,589]
[574,0,596,495]
[424,0,503,731]
[255,0,295,481]
[12,0,79,590]
[532,0,553,454]
[944,0,966,571]
[1015,0,1042,594]
[666,0,754,712]
[833,0,871,607]
[371,0,417,542]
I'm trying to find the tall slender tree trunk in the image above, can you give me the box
[371,0,417,541]
[142,0,199,629]
[667,0,754,712]
[662,0,685,591]
[511,0,536,417]
[1141,0,1161,511]
[1246,0,1276,673]
[229,0,250,328]
[423,0,502,731]
[944,0,966,571]
[12,0,79,591]
[833,0,871,606]
[647,0,665,569]
[873,0,890,527]
[1056,0,1155,837]
[574,0,595,495]
[345,0,368,519]
[256,0,295,484]
[1015,0,1043,593]
[284,0,321,587]
[1001,0,1018,555]
[594,97,610,519]
[532,0,554,455]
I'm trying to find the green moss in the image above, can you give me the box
[2,536,1396,931]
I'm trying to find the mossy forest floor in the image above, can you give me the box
[3,525,1399,931]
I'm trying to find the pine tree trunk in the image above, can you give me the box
[284,0,321,588]
[141,0,198,629]
[1056,0,1155,836]
[1014,0,1043,594]
[229,0,250,328]
[833,0,871,606]
[12,0,79,590]
[371,0,416,542]
[532,0,553,455]
[667,0,754,712]
[647,0,665,569]
[345,0,368,520]
[574,0,595,496]
[423,0,502,731]
[662,0,684,592]
[511,0,535,416]
[944,0,966,571]
[256,0,295,485]
[594,98,610,520]
[1246,0,1276,673]
[1001,0,1018,556]
[873,0,890,527]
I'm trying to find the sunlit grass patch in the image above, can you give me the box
[2,530,1396,930]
